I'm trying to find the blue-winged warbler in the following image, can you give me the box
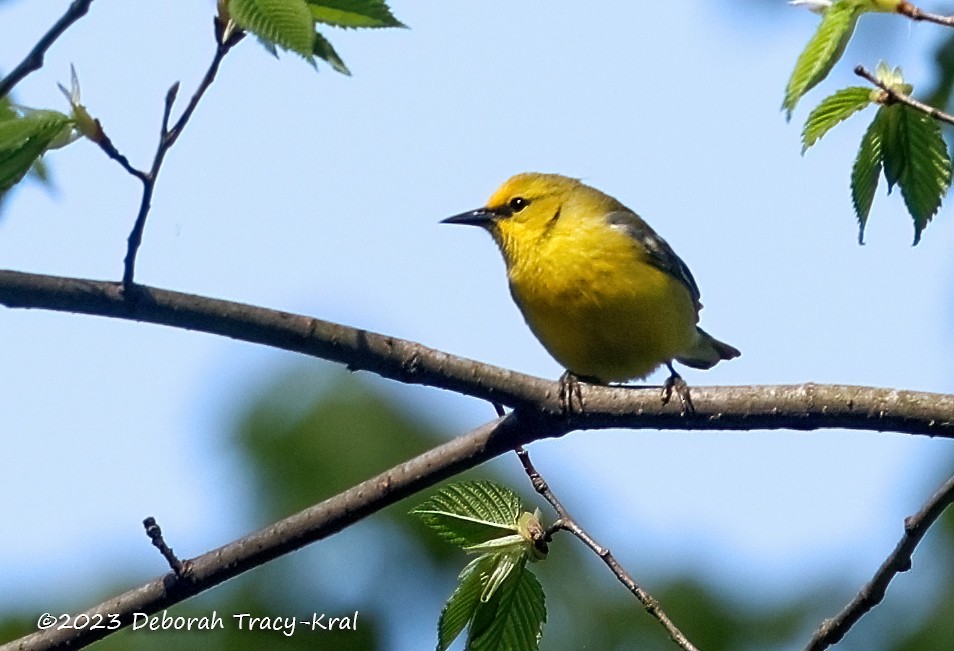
[442,173,739,385]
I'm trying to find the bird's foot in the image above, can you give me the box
[558,371,585,415]
[661,363,694,415]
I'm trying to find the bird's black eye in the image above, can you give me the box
[508,197,530,213]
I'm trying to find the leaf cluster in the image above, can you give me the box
[786,0,953,243]
[801,67,952,243]
[412,482,548,651]
[225,0,404,74]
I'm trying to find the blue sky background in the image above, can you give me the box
[1,0,953,643]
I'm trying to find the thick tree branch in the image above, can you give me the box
[0,269,952,438]
[0,0,95,99]
[3,414,535,651]
[516,448,699,651]
[805,472,954,651]
[1,268,952,649]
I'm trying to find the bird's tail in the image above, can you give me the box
[676,327,741,370]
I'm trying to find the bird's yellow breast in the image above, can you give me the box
[501,213,698,382]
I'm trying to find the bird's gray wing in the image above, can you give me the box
[604,210,702,309]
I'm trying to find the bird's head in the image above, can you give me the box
[442,173,615,262]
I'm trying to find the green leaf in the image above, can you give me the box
[229,0,316,60]
[894,106,952,243]
[802,86,873,152]
[306,0,404,28]
[478,550,521,603]
[879,104,905,191]
[0,110,72,192]
[468,558,546,651]
[437,552,545,651]
[438,555,495,651]
[851,109,884,243]
[313,31,351,75]
[851,103,952,244]
[412,481,523,549]
[0,97,16,122]
[783,0,865,119]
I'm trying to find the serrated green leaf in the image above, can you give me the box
[783,0,864,119]
[895,106,952,243]
[437,555,495,651]
[313,31,351,75]
[0,110,72,192]
[851,109,885,243]
[306,0,404,28]
[802,86,873,152]
[230,0,316,60]
[412,481,523,549]
[437,552,545,651]
[468,557,546,651]
[257,36,280,59]
[879,104,905,191]
[851,103,952,244]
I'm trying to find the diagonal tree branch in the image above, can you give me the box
[2,414,533,651]
[0,0,95,99]
[516,447,700,651]
[854,64,954,126]
[805,472,954,651]
[0,268,952,438]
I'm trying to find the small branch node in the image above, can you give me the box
[855,64,954,126]
[143,516,185,576]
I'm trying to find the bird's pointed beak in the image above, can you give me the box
[441,207,495,227]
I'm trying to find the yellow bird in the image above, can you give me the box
[442,173,739,390]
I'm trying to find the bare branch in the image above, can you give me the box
[0,269,952,439]
[854,64,954,126]
[120,17,243,291]
[0,0,95,99]
[805,472,954,651]
[2,414,525,650]
[516,447,699,651]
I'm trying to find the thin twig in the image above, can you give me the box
[142,517,184,576]
[805,472,954,651]
[0,0,95,99]
[854,64,954,126]
[898,1,954,28]
[1,269,953,438]
[120,17,243,292]
[515,447,700,651]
